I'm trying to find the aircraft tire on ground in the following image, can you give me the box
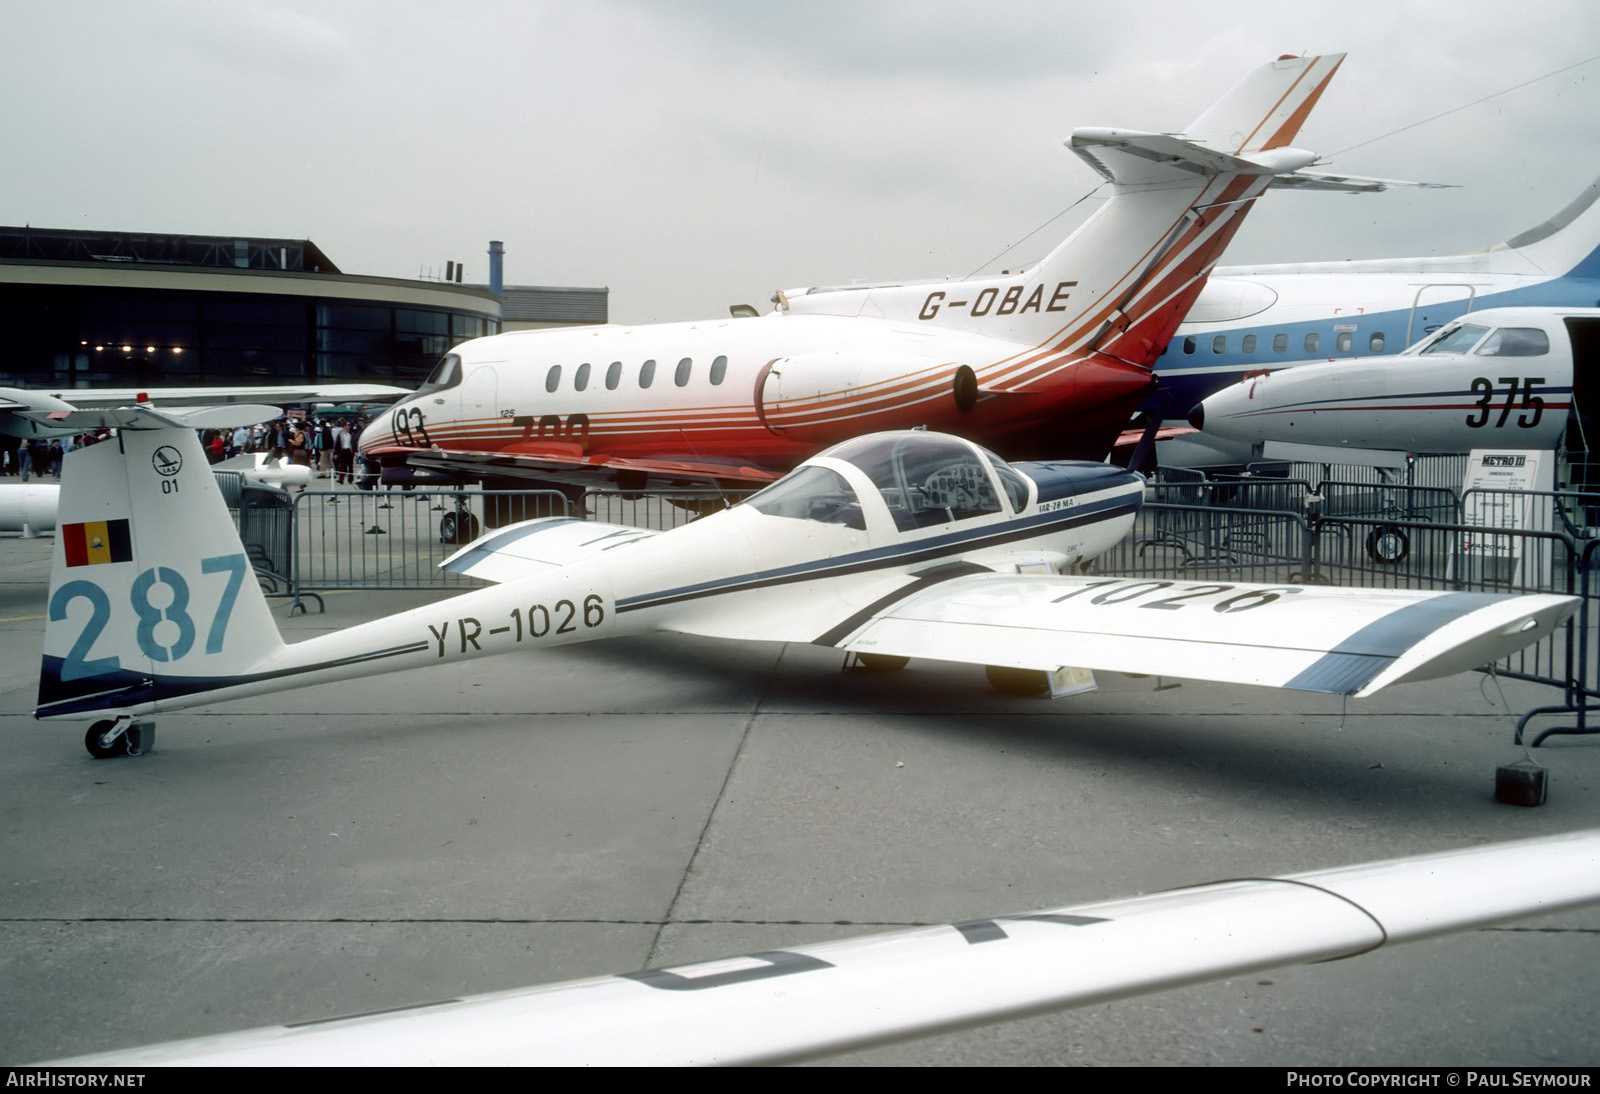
[84,721,126,759]
[985,665,1050,695]
[440,511,481,544]
[1365,525,1409,565]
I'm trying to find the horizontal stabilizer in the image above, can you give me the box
[440,517,660,584]
[1271,172,1455,193]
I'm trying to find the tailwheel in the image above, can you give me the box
[985,665,1050,696]
[84,718,155,759]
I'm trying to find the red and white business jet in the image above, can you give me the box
[361,54,1366,496]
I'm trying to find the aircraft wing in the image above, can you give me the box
[399,445,784,489]
[44,829,1600,1066]
[26,382,411,408]
[830,573,1577,697]
[0,383,409,438]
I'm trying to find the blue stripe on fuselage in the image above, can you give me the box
[1150,274,1600,414]
[616,487,1142,614]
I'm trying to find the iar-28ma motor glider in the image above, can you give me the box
[37,415,1577,757]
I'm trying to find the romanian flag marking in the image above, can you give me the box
[63,520,133,567]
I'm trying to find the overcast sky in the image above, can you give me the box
[5,0,1599,324]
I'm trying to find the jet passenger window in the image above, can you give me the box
[574,363,591,391]
[1370,332,1386,352]
[1183,336,1197,355]
[1304,333,1320,353]
[545,365,562,393]
[605,361,622,390]
[710,355,728,384]
[1242,334,1257,353]
[1212,335,1226,354]
[675,357,692,386]
[639,359,656,388]
[1337,332,1352,353]
[745,466,864,530]
[1475,327,1550,357]
[1273,333,1288,353]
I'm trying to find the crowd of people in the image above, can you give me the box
[197,415,368,485]
[2,435,91,480]
[1,413,374,485]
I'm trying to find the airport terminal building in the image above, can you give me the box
[0,227,606,390]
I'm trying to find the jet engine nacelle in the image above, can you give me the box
[758,351,977,442]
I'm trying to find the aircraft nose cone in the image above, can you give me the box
[1187,402,1205,430]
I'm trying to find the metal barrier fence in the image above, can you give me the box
[283,487,570,609]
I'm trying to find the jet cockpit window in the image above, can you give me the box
[744,466,864,530]
[1420,323,1489,356]
[1475,327,1550,357]
[414,353,463,396]
[823,434,1004,529]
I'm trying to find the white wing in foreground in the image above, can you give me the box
[836,574,1578,697]
[46,830,1600,1066]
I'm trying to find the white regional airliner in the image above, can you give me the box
[1153,172,1600,462]
[360,54,1376,494]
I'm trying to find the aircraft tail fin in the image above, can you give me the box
[1038,53,1345,367]
[37,421,286,724]
[1496,174,1600,281]
[778,54,1346,372]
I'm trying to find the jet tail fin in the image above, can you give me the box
[1497,175,1600,280]
[37,424,286,723]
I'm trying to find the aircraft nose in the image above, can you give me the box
[1187,402,1204,430]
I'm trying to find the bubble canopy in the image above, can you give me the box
[741,432,1031,532]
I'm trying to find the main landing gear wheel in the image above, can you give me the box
[439,510,480,544]
[84,719,154,759]
[985,665,1051,696]
[1365,525,1409,564]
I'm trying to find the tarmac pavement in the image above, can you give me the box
[2,529,1598,1066]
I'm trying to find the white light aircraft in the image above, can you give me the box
[359,54,1380,496]
[1153,175,1600,463]
[45,829,1600,1066]
[38,413,1576,758]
